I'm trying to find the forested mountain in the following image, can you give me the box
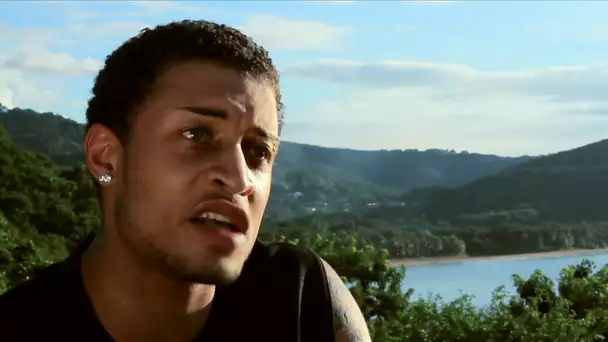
[4,114,608,341]
[0,122,98,293]
[420,138,608,222]
[275,142,531,192]
[0,106,531,218]
[7,105,608,225]
[6,104,608,259]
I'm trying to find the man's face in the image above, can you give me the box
[111,62,278,285]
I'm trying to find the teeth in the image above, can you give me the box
[199,212,234,224]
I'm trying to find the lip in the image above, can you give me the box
[191,199,249,235]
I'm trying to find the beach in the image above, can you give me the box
[390,248,608,267]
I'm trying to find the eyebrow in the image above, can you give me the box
[179,106,228,119]
[252,126,279,148]
[179,105,279,146]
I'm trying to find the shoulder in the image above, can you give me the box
[251,240,323,271]
[252,242,372,342]
[249,242,337,340]
[0,262,63,304]
[261,240,318,260]
[0,260,76,326]
[319,259,372,342]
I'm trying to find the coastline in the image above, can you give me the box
[390,248,608,267]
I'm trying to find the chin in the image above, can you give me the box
[183,269,241,286]
[168,254,247,286]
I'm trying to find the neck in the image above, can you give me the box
[80,231,215,342]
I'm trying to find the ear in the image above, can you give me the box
[84,123,123,185]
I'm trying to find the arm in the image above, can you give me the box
[320,259,372,342]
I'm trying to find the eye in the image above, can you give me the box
[243,141,273,168]
[181,126,212,142]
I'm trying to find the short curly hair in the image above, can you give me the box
[85,20,284,142]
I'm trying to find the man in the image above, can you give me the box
[0,20,370,342]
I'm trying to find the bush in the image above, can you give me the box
[281,232,608,342]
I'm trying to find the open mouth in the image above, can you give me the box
[189,199,249,236]
[191,212,240,233]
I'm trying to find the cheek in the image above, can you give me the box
[123,145,183,212]
[248,169,272,209]
[132,139,194,188]
[123,165,165,216]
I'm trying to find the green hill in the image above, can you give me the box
[0,122,103,291]
[277,142,532,191]
[0,106,530,219]
[5,105,608,342]
[422,139,608,222]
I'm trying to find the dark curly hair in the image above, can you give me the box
[85,20,284,142]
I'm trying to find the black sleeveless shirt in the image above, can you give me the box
[0,237,336,342]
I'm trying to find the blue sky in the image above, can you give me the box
[2,1,608,156]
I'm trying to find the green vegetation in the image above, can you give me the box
[1,106,530,219]
[3,107,608,340]
[0,122,98,292]
[261,212,608,258]
[298,234,608,341]
[423,138,608,222]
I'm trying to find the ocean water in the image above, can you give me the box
[401,252,608,306]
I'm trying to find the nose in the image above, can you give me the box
[210,145,255,197]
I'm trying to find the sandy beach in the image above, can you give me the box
[390,248,608,267]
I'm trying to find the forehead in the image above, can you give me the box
[145,61,278,133]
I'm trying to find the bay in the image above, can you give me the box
[401,252,608,307]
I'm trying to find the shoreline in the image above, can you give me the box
[390,248,608,267]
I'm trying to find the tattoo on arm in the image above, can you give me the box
[321,259,372,342]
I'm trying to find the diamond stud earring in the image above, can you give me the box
[98,173,113,184]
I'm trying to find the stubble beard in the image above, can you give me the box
[114,186,247,286]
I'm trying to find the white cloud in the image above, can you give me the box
[239,15,351,50]
[535,23,608,42]
[0,7,351,114]
[280,59,608,156]
[284,59,608,104]
[0,69,56,109]
[2,48,102,76]
[4,2,598,156]
[0,20,106,110]
[61,21,151,41]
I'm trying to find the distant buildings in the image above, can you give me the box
[286,190,405,215]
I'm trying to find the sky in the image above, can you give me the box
[2,0,608,157]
